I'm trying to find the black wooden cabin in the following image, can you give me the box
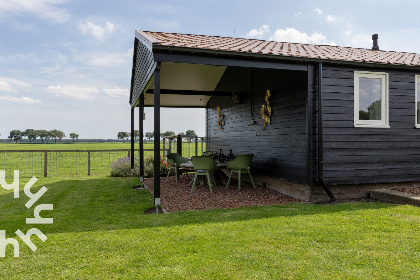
[129,31,420,204]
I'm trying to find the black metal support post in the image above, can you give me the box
[195,136,198,156]
[177,134,182,156]
[139,95,145,186]
[153,62,161,208]
[130,107,135,173]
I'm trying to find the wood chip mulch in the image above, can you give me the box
[143,175,302,213]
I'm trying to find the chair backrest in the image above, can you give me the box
[227,154,254,170]
[167,153,189,167]
[191,156,217,172]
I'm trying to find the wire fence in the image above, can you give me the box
[0,138,207,178]
[0,149,162,178]
[162,135,206,158]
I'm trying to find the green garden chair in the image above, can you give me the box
[166,153,190,182]
[191,156,217,192]
[226,154,256,191]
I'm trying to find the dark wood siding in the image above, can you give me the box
[207,67,308,184]
[321,64,420,184]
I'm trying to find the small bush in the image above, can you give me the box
[110,156,169,177]
[110,156,139,177]
[144,156,169,178]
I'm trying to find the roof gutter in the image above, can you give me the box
[318,62,336,202]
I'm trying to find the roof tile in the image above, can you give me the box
[140,31,420,67]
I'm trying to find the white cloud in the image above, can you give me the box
[0,77,30,93]
[103,87,129,98]
[0,95,41,104]
[348,32,372,48]
[246,25,335,45]
[78,21,116,40]
[270,27,336,45]
[245,25,270,40]
[326,15,337,23]
[0,0,70,23]
[78,48,133,68]
[47,85,100,100]
[0,80,17,92]
[314,8,323,15]
[294,11,302,17]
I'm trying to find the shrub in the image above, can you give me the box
[110,156,139,177]
[110,156,169,178]
[144,156,169,177]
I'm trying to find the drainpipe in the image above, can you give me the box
[318,62,336,202]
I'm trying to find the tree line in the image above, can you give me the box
[117,130,197,141]
[8,129,79,144]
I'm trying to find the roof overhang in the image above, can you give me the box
[130,30,420,109]
[142,62,227,108]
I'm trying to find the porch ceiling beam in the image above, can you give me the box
[145,89,232,96]
[152,50,308,71]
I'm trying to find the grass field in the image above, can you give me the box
[0,142,205,178]
[0,176,419,279]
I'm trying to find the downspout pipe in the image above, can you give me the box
[318,62,336,202]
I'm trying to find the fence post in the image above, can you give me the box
[201,137,204,155]
[168,137,172,154]
[88,151,91,176]
[177,134,182,156]
[44,151,48,177]
[163,137,166,157]
[195,136,198,156]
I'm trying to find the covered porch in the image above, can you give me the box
[129,31,330,207]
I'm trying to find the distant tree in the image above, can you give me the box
[133,130,140,140]
[69,133,79,143]
[118,132,130,143]
[160,131,175,137]
[8,130,22,144]
[185,130,196,136]
[45,131,55,143]
[36,130,48,144]
[23,129,37,143]
[145,131,154,140]
[50,129,63,143]
[55,130,66,143]
[185,130,196,142]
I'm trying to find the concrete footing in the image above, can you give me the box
[370,189,420,207]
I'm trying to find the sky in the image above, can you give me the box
[0,0,419,139]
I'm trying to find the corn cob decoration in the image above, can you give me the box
[260,89,272,128]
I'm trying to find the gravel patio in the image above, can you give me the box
[143,175,302,212]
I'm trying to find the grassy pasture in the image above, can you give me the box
[0,142,205,178]
[0,176,419,279]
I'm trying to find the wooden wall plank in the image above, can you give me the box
[207,67,308,184]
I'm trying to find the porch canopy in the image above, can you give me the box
[129,30,420,207]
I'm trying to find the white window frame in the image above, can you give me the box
[354,71,389,128]
[416,75,420,128]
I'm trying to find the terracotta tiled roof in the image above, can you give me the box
[140,31,420,67]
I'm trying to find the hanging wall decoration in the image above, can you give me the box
[231,92,242,104]
[217,107,225,130]
[260,89,272,129]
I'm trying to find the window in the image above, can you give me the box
[354,71,389,128]
[416,75,420,128]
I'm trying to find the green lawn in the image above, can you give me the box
[0,176,419,279]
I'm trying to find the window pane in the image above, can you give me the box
[359,78,382,120]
